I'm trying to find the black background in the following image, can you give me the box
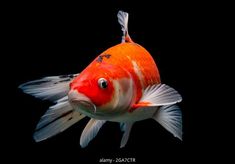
[3,1,226,163]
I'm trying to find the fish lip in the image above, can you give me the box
[68,90,97,113]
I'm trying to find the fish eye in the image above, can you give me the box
[98,78,108,89]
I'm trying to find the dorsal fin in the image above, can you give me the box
[117,10,133,43]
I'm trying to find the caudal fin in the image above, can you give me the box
[18,74,79,102]
[33,97,85,142]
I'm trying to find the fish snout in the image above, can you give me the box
[68,90,96,114]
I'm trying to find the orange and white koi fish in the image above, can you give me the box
[19,11,183,148]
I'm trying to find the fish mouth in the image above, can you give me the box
[74,100,97,113]
[68,90,97,114]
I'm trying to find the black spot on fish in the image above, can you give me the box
[96,54,111,63]
[59,74,75,79]
[68,74,75,78]
[35,110,73,130]
[96,56,103,63]
[103,54,111,59]
[59,75,68,78]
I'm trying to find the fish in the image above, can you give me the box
[18,10,183,148]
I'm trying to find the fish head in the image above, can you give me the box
[68,63,136,119]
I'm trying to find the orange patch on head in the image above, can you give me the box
[77,77,114,107]
[70,67,115,107]
[70,62,131,107]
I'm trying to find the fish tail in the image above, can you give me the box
[33,98,85,142]
[18,74,79,102]
[18,74,85,141]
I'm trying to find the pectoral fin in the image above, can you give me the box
[120,122,134,148]
[80,119,106,148]
[130,84,182,112]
